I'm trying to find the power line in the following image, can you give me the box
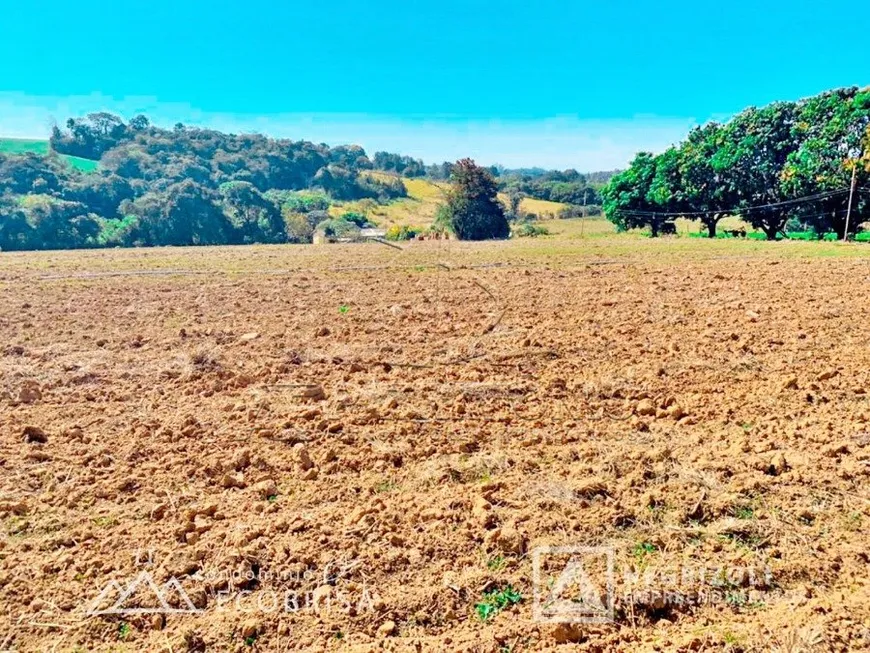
[616,188,853,218]
[618,189,851,217]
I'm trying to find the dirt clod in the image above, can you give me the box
[253,479,277,499]
[22,426,47,444]
[635,398,656,416]
[378,620,397,637]
[17,382,42,404]
[293,443,313,470]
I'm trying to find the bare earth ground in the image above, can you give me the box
[1,225,870,652]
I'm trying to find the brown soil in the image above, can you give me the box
[1,242,869,652]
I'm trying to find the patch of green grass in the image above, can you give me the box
[5,516,29,536]
[375,480,397,493]
[725,591,765,611]
[723,631,740,646]
[632,541,657,563]
[486,555,506,571]
[725,590,746,607]
[91,515,118,528]
[474,585,522,622]
[118,622,131,640]
[63,153,99,173]
[733,505,755,520]
[845,511,863,530]
[718,531,765,551]
[0,138,50,156]
[267,494,278,503]
[0,138,99,172]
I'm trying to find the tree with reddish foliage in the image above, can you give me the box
[439,158,509,240]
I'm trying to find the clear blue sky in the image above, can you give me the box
[2,0,868,169]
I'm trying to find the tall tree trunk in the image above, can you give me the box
[705,218,718,239]
[650,221,659,238]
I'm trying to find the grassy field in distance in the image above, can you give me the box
[514,196,567,218]
[0,137,99,173]
[330,172,449,227]
[333,172,572,228]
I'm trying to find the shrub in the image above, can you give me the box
[339,211,370,227]
[512,222,550,238]
[559,204,603,219]
[385,224,422,241]
[284,211,316,243]
[266,190,331,213]
[314,217,361,241]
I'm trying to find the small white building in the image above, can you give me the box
[360,228,387,240]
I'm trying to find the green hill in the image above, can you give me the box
[0,138,99,173]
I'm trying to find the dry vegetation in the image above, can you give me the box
[331,174,578,228]
[331,174,449,227]
[1,233,869,652]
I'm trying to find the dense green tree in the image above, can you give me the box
[603,152,675,237]
[678,123,740,237]
[51,113,128,159]
[603,88,870,240]
[505,191,523,221]
[426,161,454,180]
[0,195,34,250]
[283,210,317,244]
[22,196,99,250]
[0,153,62,194]
[781,88,870,238]
[328,145,372,172]
[62,173,134,218]
[373,151,426,177]
[498,168,603,206]
[440,158,509,240]
[265,190,331,213]
[710,102,801,239]
[128,114,150,132]
[218,181,284,244]
[647,147,685,214]
[125,181,232,246]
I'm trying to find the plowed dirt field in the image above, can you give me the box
[2,235,869,651]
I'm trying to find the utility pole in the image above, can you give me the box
[843,161,858,242]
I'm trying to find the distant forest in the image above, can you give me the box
[0,113,614,251]
[371,150,615,208]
